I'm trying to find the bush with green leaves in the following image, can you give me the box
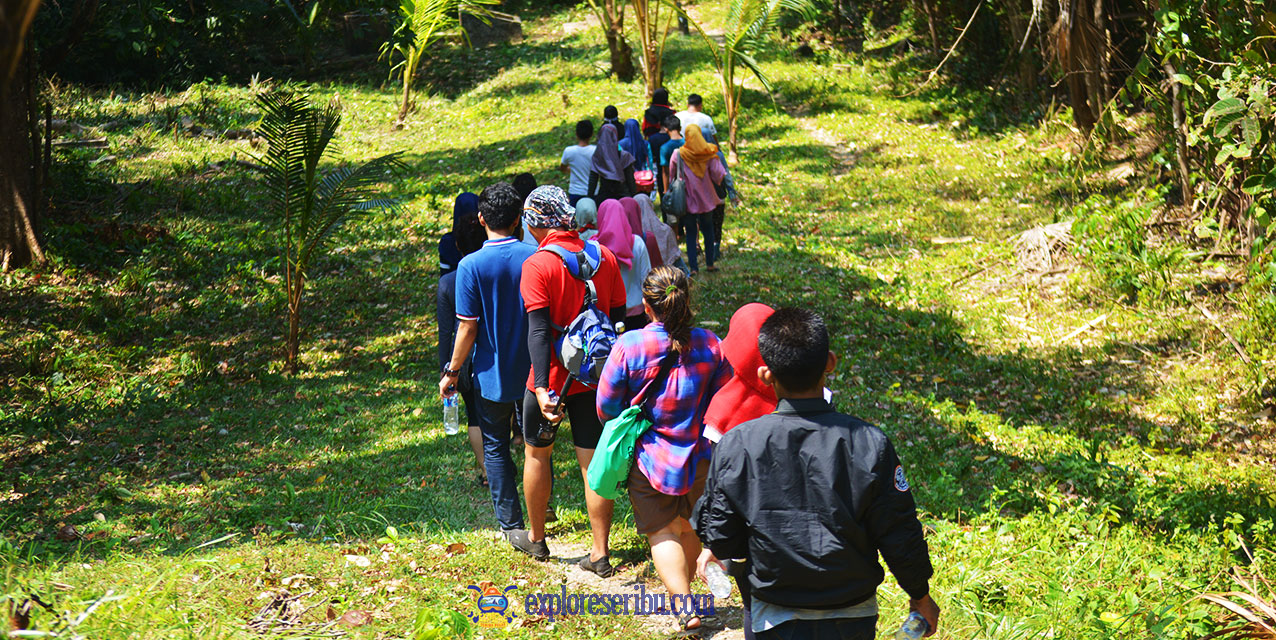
[1074,188,1187,306]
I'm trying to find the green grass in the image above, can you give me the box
[3,3,1274,638]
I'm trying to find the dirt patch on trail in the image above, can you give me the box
[539,539,746,639]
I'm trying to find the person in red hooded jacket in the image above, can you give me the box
[699,302,776,640]
[703,303,777,443]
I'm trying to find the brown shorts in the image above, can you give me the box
[627,457,710,535]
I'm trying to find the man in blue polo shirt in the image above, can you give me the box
[439,182,539,552]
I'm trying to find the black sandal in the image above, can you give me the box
[677,612,703,632]
[577,554,615,578]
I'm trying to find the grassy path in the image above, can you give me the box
[2,3,1273,639]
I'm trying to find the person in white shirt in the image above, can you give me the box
[674,94,717,143]
[560,120,597,207]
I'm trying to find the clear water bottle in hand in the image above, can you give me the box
[894,611,929,640]
[704,561,732,599]
[536,390,560,443]
[442,393,460,435]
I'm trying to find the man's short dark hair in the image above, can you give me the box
[512,173,537,201]
[652,88,670,105]
[576,119,594,142]
[758,307,829,392]
[603,105,618,120]
[478,182,522,232]
[662,115,681,132]
[687,93,702,107]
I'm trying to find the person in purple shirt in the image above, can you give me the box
[596,266,731,631]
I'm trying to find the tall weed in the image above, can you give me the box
[1075,188,1187,305]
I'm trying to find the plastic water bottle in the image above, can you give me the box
[442,394,460,435]
[894,611,929,640]
[537,390,560,443]
[704,561,732,599]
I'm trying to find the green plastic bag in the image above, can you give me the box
[587,405,653,500]
[587,350,677,500]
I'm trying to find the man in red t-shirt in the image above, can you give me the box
[516,186,627,576]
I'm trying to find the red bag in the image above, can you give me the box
[634,169,655,194]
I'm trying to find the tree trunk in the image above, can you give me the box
[1093,0,1112,105]
[918,0,940,56]
[1003,0,1037,99]
[632,0,663,98]
[1,52,45,271]
[1162,60,1193,207]
[1055,0,1098,134]
[285,276,305,374]
[603,1,635,83]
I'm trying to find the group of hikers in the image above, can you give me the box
[434,89,940,639]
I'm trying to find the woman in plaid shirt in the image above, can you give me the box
[596,266,733,631]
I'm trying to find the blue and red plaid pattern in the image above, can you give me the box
[596,323,733,495]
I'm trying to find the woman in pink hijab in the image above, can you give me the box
[596,200,652,329]
[620,197,663,268]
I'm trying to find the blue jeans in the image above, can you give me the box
[682,213,717,272]
[476,394,524,531]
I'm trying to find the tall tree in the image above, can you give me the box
[631,0,675,98]
[585,0,635,82]
[1,0,46,271]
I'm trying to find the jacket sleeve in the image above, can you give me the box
[864,436,933,600]
[588,170,599,197]
[437,275,456,370]
[692,440,749,560]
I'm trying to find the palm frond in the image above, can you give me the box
[299,153,406,269]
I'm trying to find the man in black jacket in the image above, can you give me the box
[692,308,940,639]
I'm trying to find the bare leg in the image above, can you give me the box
[524,443,554,542]
[574,446,613,561]
[467,424,485,481]
[679,525,701,584]
[648,518,700,628]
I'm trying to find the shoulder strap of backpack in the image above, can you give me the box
[539,241,604,332]
[539,242,601,282]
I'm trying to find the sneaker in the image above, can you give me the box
[578,554,615,578]
[545,506,558,523]
[506,529,549,561]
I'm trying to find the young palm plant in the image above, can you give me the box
[253,92,405,374]
[676,0,812,163]
[383,0,497,127]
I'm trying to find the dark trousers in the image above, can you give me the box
[476,394,524,531]
[756,617,878,640]
[681,212,717,272]
[711,204,725,258]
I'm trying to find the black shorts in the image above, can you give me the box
[522,388,604,449]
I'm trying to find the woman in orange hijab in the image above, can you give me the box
[669,124,726,274]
